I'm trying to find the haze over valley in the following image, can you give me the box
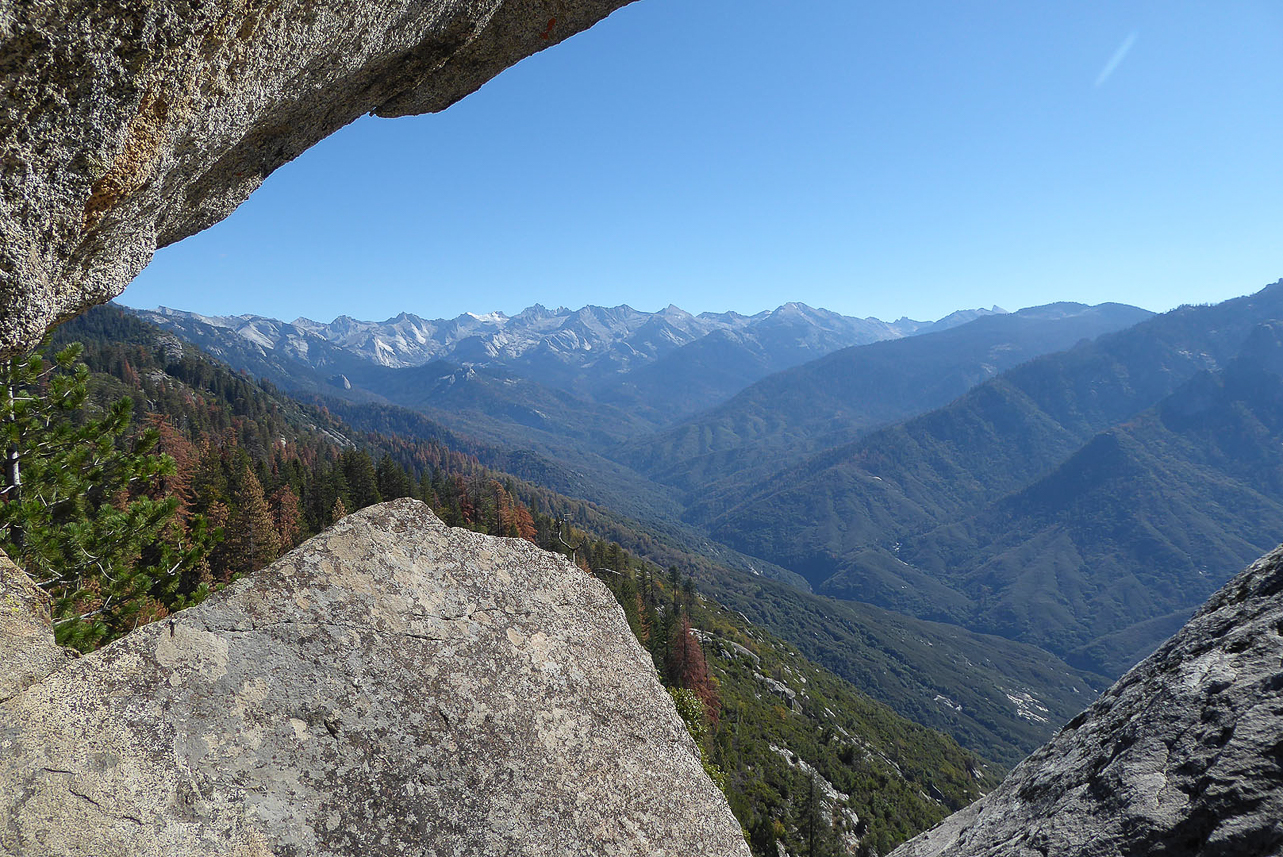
[133,280,1283,718]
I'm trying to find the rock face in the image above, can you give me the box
[0,0,633,356]
[890,544,1283,857]
[0,550,75,704]
[0,499,748,856]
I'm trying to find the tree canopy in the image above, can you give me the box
[0,343,212,651]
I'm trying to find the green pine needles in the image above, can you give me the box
[0,342,213,652]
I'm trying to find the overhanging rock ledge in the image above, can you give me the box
[0,0,634,355]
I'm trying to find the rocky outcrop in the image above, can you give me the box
[0,550,75,703]
[0,499,748,856]
[0,0,633,356]
[890,544,1283,857]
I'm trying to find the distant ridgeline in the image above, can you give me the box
[122,299,1120,771]
[48,304,993,856]
[695,281,1283,677]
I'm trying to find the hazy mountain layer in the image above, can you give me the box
[705,281,1283,676]
[135,302,1007,423]
[617,302,1153,495]
[128,301,1017,530]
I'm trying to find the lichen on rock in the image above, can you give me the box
[0,499,748,856]
[0,549,76,704]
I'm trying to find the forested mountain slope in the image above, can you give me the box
[887,321,1283,674]
[50,305,999,854]
[87,304,1104,771]
[121,307,693,524]
[132,301,1148,556]
[311,389,1110,768]
[617,302,1152,495]
[704,281,1283,677]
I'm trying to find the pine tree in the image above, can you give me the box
[190,441,228,514]
[793,773,843,857]
[512,503,538,542]
[453,475,475,524]
[223,469,281,578]
[375,454,415,501]
[341,449,381,509]
[667,614,721,723]
[631,590,652,647]
[270,483,304,550]
[0,342,211,650]
[147,414,198,519]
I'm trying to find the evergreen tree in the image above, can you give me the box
[631,590,653,647]
[190,441,228,514]
[512,503,538,542]
[668,614,721,723]
[0,343,210,650]
[270,483,304,550]
[793,774,843,857]
[223,469,281,578]
[341,449,381,509]
[375,454,415,501]
[147,414,198,518]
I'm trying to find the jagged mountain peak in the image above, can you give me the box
[461,310,508,324]
[511,303,557,322]
[132,300,1064,412]
[772,300,819,316]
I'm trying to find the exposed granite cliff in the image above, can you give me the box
[890,544,1283,857]
[0,499,748,855]
[0,0,632,355]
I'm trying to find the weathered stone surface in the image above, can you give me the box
[890,544,1283,857]
[0,499,749,856]
[0,0,633,355]
[0,548,74,703]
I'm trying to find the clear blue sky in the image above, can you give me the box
[122,0,1283,323]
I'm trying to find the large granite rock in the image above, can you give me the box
[0,0,633,355]
[0,499,749,856]
[890,544,1283,857]
[0,549,75,704]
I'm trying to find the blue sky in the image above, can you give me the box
[122,1,1283,323]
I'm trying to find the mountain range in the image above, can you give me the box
[617,302,1153,496]
[137,301,1005,422]
[697,282,1283,674]
[129,280,1283,760]
[130,301,1145,516]
[157,301,1003,369]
